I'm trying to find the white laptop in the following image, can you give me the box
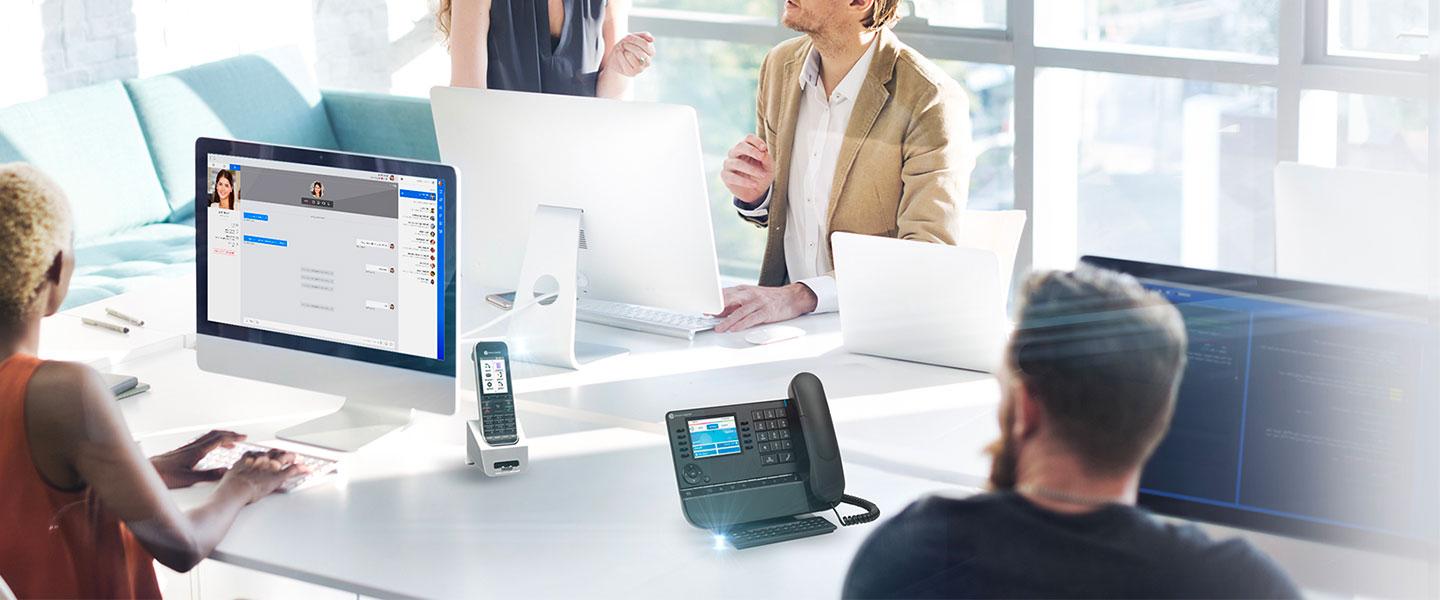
[832,225,1020,373]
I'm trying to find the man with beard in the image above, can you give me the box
[712,0,972,333]
[841,268,1301,599]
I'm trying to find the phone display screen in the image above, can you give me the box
[688,415,741,459]
[478,355,509,396]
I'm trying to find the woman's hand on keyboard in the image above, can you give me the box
[219,449,308,503]
[150,429,248,489]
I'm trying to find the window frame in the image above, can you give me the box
[629,0,1435,279]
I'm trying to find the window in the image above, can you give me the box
[632,0,774,17]
[619,0,1434,280]
[1035,0,1280,58]
[1299,92,1429,172]
[935,61,1016,210]
[910,0,1006,30]
[1035,70,1277,272]
[1328,0,1430,59]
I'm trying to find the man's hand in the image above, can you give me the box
[713,284,818,333]
[722,135,774,205]
[150,430,246,489]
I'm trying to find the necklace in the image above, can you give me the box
[1017,483,1123,507]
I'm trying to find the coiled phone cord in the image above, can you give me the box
[834,494,881,526]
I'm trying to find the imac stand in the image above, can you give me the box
[507,205,627,369]
[277,404,412,452]
[197,334,453,454]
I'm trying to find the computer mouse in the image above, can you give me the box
[744,325,807,345]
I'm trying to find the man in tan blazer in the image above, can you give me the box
[713,0,973,333]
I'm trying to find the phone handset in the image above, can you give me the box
[789,372,881,526]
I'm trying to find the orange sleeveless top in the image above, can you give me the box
[0,354,161,599]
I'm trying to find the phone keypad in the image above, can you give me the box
[751,410,795,465]
[482,399,517,441]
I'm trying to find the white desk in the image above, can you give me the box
[38,275,196,370]
[183,420,955,599]
[45,283,1432,600]
[463,312,1003,484]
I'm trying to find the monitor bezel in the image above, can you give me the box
[194,137,457,377]
[1081,255,1439,557]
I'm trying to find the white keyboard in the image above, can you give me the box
[193,442,338,493]
[576,299,722,340]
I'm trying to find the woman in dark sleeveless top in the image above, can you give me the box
[439,0,656,99]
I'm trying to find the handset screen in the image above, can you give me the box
[479,357,509,395]
[475,345,511,397]
[688,415,741,458]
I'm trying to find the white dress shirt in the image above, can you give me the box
[735,41,878,314]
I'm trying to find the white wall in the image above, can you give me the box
[0,0,451,109]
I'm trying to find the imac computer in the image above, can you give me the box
[194,137,457,452]
[1082,256,1439,557]
[430,87,724,368]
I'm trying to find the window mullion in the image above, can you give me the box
[1429,0,1440,302]
[1010,0,1038,280]
[1278,0,1307,166]
[1304,0,1330,64]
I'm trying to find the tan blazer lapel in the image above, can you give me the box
[825,30,899,230]
[769,40,810,231]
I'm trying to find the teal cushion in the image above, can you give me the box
[63,222,196,309]
[323,91,441,162]
[0,82,171,244]
[125,50,339,218]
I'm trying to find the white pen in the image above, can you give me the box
[105,307,145,326]
[82,317,130,334]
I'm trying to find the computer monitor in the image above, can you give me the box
[194,137,457,452]
[1082,256,1439,556]
[429,87,724,327]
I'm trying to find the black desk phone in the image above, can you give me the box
[665,372,879,549]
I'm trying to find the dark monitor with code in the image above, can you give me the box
[1082,256,1439,556]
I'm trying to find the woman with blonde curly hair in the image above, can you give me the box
[438,0,656,98]
[0,163,303,598]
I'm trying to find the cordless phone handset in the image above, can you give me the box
[472,341,519,446]
[789,372,845,506]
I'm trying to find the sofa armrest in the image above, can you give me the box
[322,91,440,162]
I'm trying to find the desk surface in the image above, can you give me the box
[73,286,1433,599]
[195,419,953,599]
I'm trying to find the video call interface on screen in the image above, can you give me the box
[1138,279,1438,542]
[205,154,446,360]
[688,416,742,459]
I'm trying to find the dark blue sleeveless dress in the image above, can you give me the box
[487,0,607,97]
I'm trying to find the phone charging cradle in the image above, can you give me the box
[466,419,529,477]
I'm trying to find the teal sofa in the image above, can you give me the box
[0,49,440,308]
